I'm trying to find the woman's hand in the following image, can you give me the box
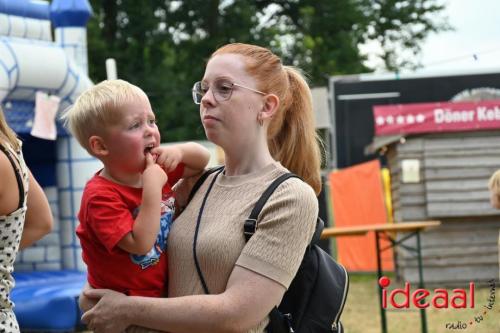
[81,289,130,333]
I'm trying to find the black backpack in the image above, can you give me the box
[189,167,349,333]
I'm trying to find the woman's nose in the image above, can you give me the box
[201,87,216,107]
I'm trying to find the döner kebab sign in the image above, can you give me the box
[373,100,500,136]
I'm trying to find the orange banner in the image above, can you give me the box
[329,160,394,271]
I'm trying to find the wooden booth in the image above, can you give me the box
[368,99,500,286]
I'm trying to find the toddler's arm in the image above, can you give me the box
[117,153,167,255]
[152,142,210,178]
[79,282,98,313]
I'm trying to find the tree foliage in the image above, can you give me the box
[86,0,449,141]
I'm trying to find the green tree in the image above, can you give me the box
[359,0,451,71]
[86,0,449,141]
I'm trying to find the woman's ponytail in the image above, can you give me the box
[268,66,323,195]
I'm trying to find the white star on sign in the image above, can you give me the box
[406,115,415,124]
[386,116,394,124]
[376,117,385,125]
[416,114,425,123]
[396,116,405,124]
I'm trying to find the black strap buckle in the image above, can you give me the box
[244,218,257,241]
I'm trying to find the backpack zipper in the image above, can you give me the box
[283,313,295,333]
[331,264,349,331]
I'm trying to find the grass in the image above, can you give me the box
[342,273,499,333]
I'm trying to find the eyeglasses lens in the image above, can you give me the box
[192,82,203,104]
[192,80,235,104]
[214,80,233,101]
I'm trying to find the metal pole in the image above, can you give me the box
[376,231,388,333]
[416,232,428,333]
[105,58,118,80]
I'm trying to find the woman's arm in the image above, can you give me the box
[19,170,53,249]
[82,266,286,333]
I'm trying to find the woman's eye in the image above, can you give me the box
[130,123,140,129]
[148,119,157,125]
[217,83,232,94]
[200,84,209,94]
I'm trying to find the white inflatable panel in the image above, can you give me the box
[0,38,18,101]
[25,17,52,41]
[72,159,100,188]
[56,162,70,189]
[0,14,8,36]
[69,135,93,159]
[12,40,67,89]
[57,136,100,270]
[55,27,88,74]
[6,16,26,39]
[59,71,93,109]
[0,38,92,105]
[0,14,51,41]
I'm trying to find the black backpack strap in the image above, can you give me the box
[311,217,325,245]
[0,144,24,209]
[243,172,325,246]
[244,173,322,333]
[187,166,224,204]
[244,173,300,242]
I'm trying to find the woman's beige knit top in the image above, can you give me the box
[168,162,318,333]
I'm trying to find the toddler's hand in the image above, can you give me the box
[143,152,168,187]
[151,146,183,173]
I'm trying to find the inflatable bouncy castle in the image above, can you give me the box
[1,0,100,330]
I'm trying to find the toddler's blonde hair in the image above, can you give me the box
[61,79,146,152]
[488,169,500,196]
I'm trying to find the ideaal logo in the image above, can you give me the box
[445,279,496,330]
[378,276,496,330]
[378,276,474,309]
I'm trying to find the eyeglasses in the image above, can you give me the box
[192,78,266,105]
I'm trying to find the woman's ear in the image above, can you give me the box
[260,94,280,121]
[88,135,108,157]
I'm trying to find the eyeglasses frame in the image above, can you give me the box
[192,80,266,105]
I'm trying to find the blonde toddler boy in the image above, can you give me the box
[63,80,209,297]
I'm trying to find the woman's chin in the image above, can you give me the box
[204,128,218,141]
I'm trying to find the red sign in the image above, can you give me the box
[373,100,500,136]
